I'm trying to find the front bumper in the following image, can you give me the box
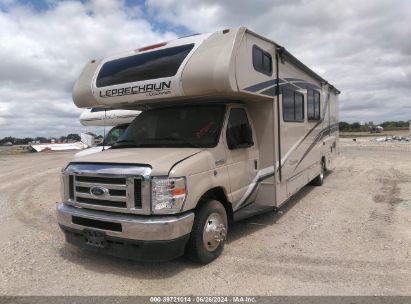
[60,225,190,261]
[57,203,195,261]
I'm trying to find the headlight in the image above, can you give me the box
[151,177,186,214]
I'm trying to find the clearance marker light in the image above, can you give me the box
[137,42,167,52]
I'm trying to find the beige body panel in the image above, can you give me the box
[74,147,202,176]
[181,29,240,96]
[170,150,231,212]
[73,59,103,108]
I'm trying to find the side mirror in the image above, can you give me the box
[226,124,254,150]
[226,127,238,149]
[240,124,254,146]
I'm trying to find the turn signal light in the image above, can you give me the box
[172,187,185,196]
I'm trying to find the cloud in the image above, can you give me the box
[147,0,411,123]
[0,0,410,138]
[0,0,177,137]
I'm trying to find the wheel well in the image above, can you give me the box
[196,187,233,224]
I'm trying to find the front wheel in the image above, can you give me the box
[186,200,228,264]
[311,160,325,186]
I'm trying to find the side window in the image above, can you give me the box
[97,44,194,87]
[308,89,321,120]
[294,93,304,121]
[282,85,295,121]
[91,107,107,113]
[307,90,315,120]
[226,108,254,150]
[314,91,321,120]
[282,86,305,122]
[106,125,127,145]
[252,46,272,76]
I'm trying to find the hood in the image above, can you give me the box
[72,147,203,175]
[74,146,107,158]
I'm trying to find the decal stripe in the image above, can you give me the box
[244,78,321,96]
[243,79,283,92]
[233,166,275,212]
[234,120,338,214]
[292,122,339,173]
[235,78,337,212]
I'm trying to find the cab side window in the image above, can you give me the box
[226,108,254,150]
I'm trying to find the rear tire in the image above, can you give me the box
[186,200,228,264]
[311,160,325,186]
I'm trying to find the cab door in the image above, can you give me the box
[225,107,259,210]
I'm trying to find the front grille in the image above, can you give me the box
[75,186,89,193]
[69,175,74,200]
[109,189,126,196]
[76,197,127,208]
[75,176,126,184]
[134,179,142,208]
[68,174,144,214]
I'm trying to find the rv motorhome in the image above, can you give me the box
[58,27,340,264]
[75,108,141,157]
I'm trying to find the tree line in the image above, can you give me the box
[339,121,410,132]
[0,134,83,145]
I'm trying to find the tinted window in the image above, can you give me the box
[226,108,253,149]
[282,86,305,122]
[282,86,295,121]
[294,93,304,121]
[253,47,263,70]
[314,91,321,120]
[252,46,272,76]
[308,89,321,120]
[307,90,315,119]
[112,105,225,148]
[104,124,128,145]
[96,44,194,88]
[90,107,107,113]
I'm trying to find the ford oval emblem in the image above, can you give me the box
[90,186,109,197]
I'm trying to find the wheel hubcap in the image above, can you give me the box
[203,212,227,252]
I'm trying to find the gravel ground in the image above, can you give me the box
[0,144,410,296]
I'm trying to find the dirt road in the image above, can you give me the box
[0,145,410,295]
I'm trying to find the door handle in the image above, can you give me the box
[254,159,258,170]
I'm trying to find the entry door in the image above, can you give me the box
[225,108,258,211]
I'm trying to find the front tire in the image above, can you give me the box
[186,200,228,264]
[311,159,325,186]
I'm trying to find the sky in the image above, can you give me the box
[0,0,410,138]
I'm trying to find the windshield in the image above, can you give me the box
[112,104,226,148]
[100,124,129,146]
